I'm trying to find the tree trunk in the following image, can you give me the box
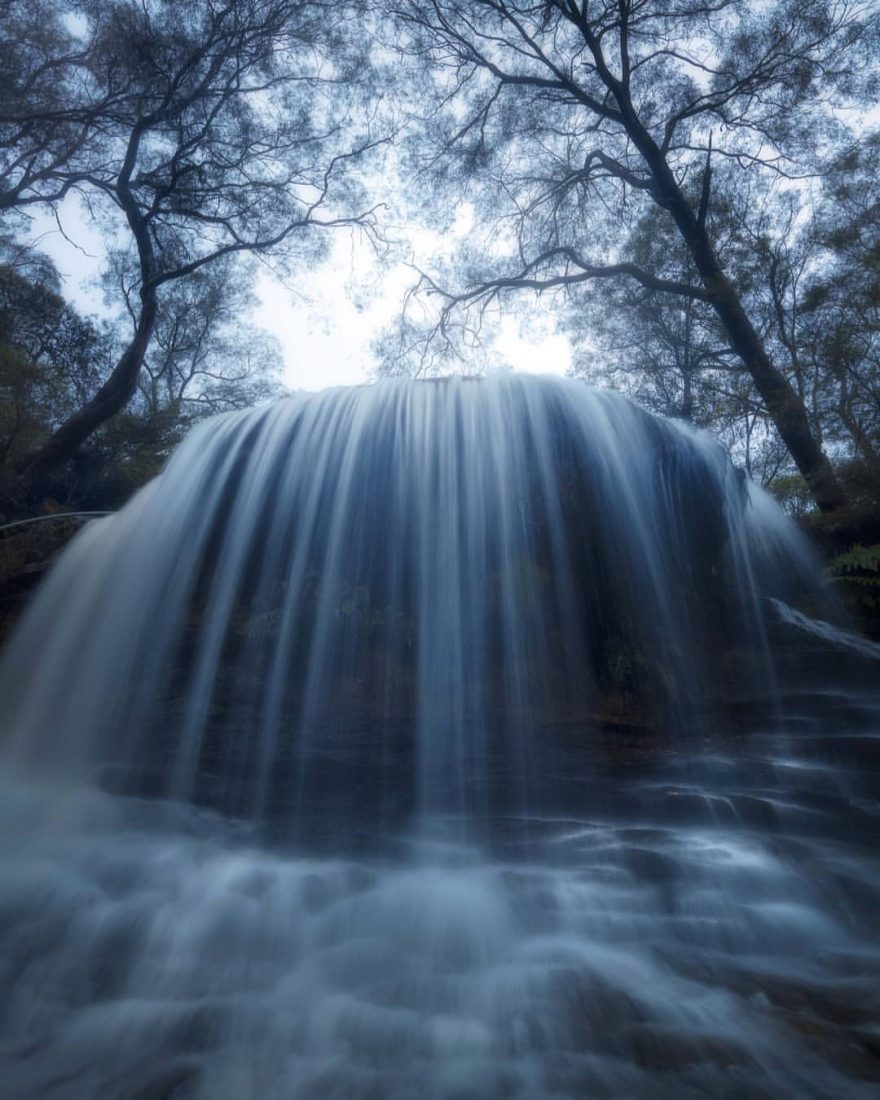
[631,128,846,513]
[16,286,158,493]
[697,262,843,513]
[13,120,160,501]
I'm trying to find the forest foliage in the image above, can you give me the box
[0,0,879,529]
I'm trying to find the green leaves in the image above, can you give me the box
[826,543,880,585]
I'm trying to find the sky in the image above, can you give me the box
[27,196,572,394]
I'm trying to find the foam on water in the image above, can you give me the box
[1,779,878,1099]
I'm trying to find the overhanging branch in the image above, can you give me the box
[427,248,711,313]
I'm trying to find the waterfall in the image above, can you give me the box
[0,376,824,829]
[0,376,877,1099]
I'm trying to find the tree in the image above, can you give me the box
[0,257,287,512]
[802,133,880,478]
[113,256,288,429]
[0,0,381,494]
[0,261,113,471]
[387,0,876,511]
[569,172,817,485]
[568,196,736,423]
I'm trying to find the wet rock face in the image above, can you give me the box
[0,515,89,646]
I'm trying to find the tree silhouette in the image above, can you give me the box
[1,0,382,494]
[388,0,875,511]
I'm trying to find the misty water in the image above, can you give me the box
[0,375,878,1098]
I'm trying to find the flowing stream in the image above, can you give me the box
[0,375,877,1098]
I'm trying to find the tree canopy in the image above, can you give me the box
[0,0,381,503]
[0,0,879,521]
[380,0,878,513]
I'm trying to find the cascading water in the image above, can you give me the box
[0,375,877,1098]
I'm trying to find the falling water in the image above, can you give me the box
[0,376,877,1098]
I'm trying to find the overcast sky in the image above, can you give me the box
[27,195,572,394]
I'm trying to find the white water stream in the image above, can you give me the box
[0,376,877,1097]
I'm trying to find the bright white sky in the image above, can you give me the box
[27,195,572,393]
